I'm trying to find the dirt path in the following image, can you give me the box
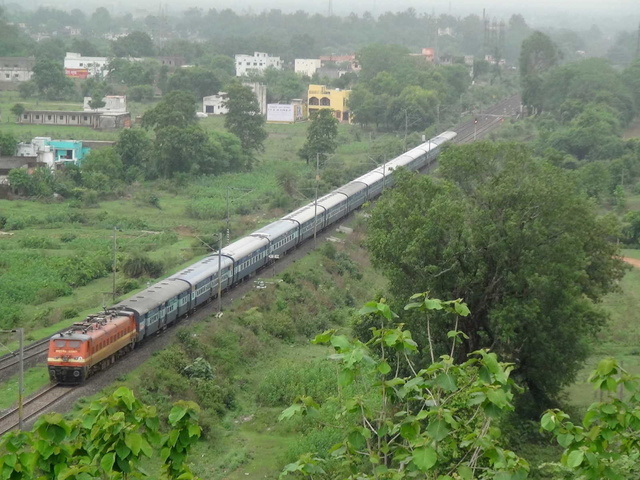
[621,257,640,268]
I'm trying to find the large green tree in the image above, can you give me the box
[141,90,197,131]
[367,142,627,410]
[165,67,222,99]
[298,109,339,164]
[112,31,156,57]
[519,31,560,114]
[27,59,75,100]
[223,81,267,156]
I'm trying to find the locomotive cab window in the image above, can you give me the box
[55,340,66,348]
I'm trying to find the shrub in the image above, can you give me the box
[60,233,77,243]
[116,278,139,295]
[19,236,59,249]
[122,252,163,278]
[256,360,337,407]
[62,307,79,319]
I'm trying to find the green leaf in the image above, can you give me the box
[115,442,131,460]
[457,465,473,480]
[540,412,556,431]
[557,433,575,448]
[400,422,419,440]
[427,419,450,441]
[338,368,355,387]
[100,452,115,472]
[348,431,366,450]
[453,302,471,316]
[278,404,302,421]
[168,405,188,425]
[412,446,437,471]
[566,449,584,468]
[330,335,351,351]
[125,432,143,455]
[434,373,457,392]
[378,361,391,374]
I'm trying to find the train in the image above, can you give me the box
[47,130,457,384]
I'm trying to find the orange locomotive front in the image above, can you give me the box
[48,309,137,384]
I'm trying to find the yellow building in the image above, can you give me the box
[307,84,351,123]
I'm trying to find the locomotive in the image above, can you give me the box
[48,131,457,384]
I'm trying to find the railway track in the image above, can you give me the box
[0,384,75,435]
[453,94,522,144]
[0,337,51,382]
[0,96,522,436]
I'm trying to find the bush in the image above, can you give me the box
[19,236,59,249]
[62,307,79,319]
[256,360,337,407]
[122,252,163,278]
[60,233,77,243]
[116,278,139,295]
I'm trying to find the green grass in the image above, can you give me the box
[0,366,49,410]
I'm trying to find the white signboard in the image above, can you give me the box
[267,104,295,122]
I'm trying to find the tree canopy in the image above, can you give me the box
[223,81,268,156]
[366,142,627,410]
[298,109,339,164]
[141,90,197,131]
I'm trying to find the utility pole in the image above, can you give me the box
[112,227,117,301]
[313,153,320,249]
[226,187,230,246]
[217,234,222,314]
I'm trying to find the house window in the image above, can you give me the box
[59,115,64,120]
[47,115,52,120]
[83,116,88,121]
[23,114,28,119]
[71,115,76,120]
[4,74,9,79]
[320,97,331,106]
[35,115,40,119]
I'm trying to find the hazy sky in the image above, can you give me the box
[15,0,640,30]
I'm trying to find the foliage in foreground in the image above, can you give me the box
[0,387,201,480]
[540,358,640,480]
[280,295,530,479]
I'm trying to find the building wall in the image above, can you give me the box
[0,57,35,82]
[203,83,267,116]
[235,52,282,77]
[64,52,109,78]
[203,94,229,115]
[19,111,130,130]
[294,59,321,77]
[307,84,351,123]
[83,95,128,113]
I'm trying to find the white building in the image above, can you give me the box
[203,83,267,116]
[294,59,321,78]
[83,95,128,113]
[64,52,109,79]
[0,57,34,82]
[203,93,229,115]
[267,100,305,123]
[235,52,282,77]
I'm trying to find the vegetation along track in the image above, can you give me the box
[0,384,74,435]
[0,336,52,383]
[0,96,521,430]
